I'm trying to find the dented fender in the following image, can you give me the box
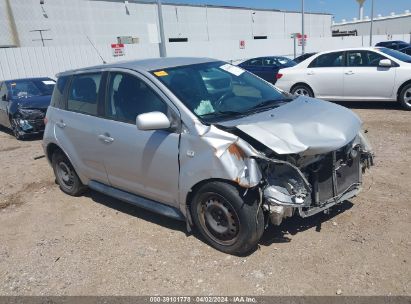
[179,124,263,213]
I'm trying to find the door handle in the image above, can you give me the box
[345,71,355,75]
[98,133,114,144]
[307,71,315,75]
[56,120,66,128]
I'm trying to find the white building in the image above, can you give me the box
[1,0,332,48]
[332,11,411,37]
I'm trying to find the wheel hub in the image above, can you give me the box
[200,196,239,245]
[57,162,74,188]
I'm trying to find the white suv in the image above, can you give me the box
[276,47,411,110]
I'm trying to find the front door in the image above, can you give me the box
[0,83,10,127]
[343,50,396,100]
[100,71,180,207]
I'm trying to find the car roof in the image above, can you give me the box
[314,47,385,55]
[2,77,54,83]
[57,57,218,76]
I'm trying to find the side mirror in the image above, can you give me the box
[136,111,171,131]
[1,94,8,101]
[379,59,392,67]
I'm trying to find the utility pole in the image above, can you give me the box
[156,0,167,57]
[30,29,52,47]
[369,0,374,46]
[301,0,305,54]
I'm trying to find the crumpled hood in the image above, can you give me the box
[12,95,51,109]
[219,96,362,156]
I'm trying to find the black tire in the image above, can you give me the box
[191,181,264,255]
[291,84,314,97]
[398,83,411,111]
[52,151,86,196]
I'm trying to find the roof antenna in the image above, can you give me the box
[86,36,107,64]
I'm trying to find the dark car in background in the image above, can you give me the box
[0,77,55,139]
[399,46,411,56]
[375,40,410,50]
[238,56,296,84]
[293,52,317,64]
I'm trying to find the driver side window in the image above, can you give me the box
[105,72,167,124]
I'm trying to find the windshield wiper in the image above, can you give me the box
[247,98,291,112]
[200,110,248,120]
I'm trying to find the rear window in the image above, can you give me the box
[67,73,102,116]
[50,76,69,109]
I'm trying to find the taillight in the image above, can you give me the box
[276,73,283,79]
[44,117,48,125]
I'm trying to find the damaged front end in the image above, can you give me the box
[258,131,374,225]
[11,107,47,135]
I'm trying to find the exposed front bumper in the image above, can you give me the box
[262,140,374,224]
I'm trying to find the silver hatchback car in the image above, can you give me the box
[43,57,373,254]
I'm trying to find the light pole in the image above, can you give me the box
[156,0,167,57]
[369,0,374,46]
[301,0,305,54]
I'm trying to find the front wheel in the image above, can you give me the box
[398,83,411,111]
[191,182,264,255]
[291,84,314,97]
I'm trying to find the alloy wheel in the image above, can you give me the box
[403,87,411,107]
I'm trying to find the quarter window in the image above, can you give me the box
[67,73,102,116]
[50,76,69,109]
[105,73,167,124]
[309,52,344,68]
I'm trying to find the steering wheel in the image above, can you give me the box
[214,91,235,111]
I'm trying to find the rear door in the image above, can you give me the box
[52,72,109,184]
[99,70,180,206]
[305,51,345,99]
[343,50,396,100]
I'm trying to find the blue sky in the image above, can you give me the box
[164,0,411,22]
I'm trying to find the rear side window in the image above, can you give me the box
[67,73,102,116]
[50,76,69,109]
[309,52,344,68]
[105,72,167,124]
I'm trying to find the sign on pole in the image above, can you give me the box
[297,34,307,46]
[111,43,125,57]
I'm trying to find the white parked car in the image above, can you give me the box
[275,47,411,110]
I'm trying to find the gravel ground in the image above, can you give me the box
[0,101,409,296]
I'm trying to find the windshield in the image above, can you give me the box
[152,61,293,122]
[8,79,55,99]
[378,47,411,63]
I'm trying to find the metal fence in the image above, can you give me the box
[1,33,410,80]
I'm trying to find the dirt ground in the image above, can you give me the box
[0,101,409,296]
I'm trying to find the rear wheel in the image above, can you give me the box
[398,83,411,111]
[191,182,264,255]
[52,151,86,196]
[291,84,314,97]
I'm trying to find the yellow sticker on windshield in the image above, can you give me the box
[154,70,168,77]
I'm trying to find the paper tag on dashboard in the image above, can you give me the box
[42,80,55,85]
[220,64,245,76]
